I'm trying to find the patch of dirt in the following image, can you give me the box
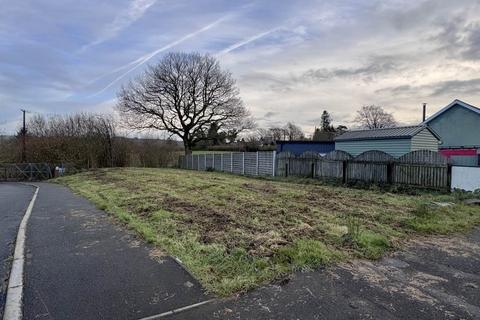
[160,195,241,246]
[89,169,123,184]
[242,183,278,194]
[341,260,440,306]
[149,247,166,263]
[157,194,323,255]
[248,231,290,256]
[409,236,480,258]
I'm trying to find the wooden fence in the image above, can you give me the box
[179,150,451,189]
[276,150,451,189]
[0,163,53,181]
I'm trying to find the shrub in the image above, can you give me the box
[274,239,338,271]
[357,231,390,259]
[342,215,362,247]
[413,203,431,218]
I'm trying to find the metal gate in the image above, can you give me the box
[0,163,52,181]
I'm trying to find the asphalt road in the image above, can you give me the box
[0,182,35,319]
[8,182,209,320]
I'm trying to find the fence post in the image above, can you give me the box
[256,151,259,176]
[242,152,245,175]
[221,153,224,171]
[342,160,347,183]
[272,151,276,177]
[447,164,452,190]
[212,154,215,169]
[231,152,233,172]
[387,162,394,184]
[204,154,207,171]
[311,162,315,178]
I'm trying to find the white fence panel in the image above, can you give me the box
[192,155,199,170]
[206,154,214,169]
[222,153,232,172]
[214,154,222,171]
[180,151,275,177]
[244,152,257,176]
[452,166,480,191]
[258,151,275,176]
[232,153,244,174]
[198,154,206,171]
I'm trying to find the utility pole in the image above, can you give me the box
[21,109,26,162]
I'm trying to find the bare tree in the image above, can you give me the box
[117,52,253,154]
[25,113,116,168]
[284,122,305,140]
[354,105,397,129]
[269,127,287,141]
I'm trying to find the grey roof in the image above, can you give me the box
[422,99,480,124]
[335,125,440,142]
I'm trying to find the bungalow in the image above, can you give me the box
[335,125,440,157]
[422,99,480,166]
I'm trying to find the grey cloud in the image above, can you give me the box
[430,78,480,96]
[241,55,404,95]
[432,16,480,60]
[263,111,277,118]
[302,56,401,83]
[463,23,480,60]
[375,85,417,96]
[375,78,480,98]
[239,72,294,93]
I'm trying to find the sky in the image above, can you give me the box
[1,0,480,136]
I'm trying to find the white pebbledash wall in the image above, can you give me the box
[451,166,480,191]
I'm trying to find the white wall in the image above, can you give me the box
[452,166,480,191]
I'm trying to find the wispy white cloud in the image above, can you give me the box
[90,14,232,96]
[81,0,157,52]
[216,26,282,56]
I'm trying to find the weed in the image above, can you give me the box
[452,188,480,201]
[274,239,340,271]
[342,215,362,247]
[413,203,431,218]
[357,231,390,259]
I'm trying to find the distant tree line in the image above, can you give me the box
[0,113,182,168]
[0,103,398,164]
[190,104,398,152]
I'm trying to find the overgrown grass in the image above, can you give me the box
[56,168,480,296]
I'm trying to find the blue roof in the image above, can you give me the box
[276,140,335,155]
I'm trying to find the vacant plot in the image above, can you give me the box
[57,168,480,296]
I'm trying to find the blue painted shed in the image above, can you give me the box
[276,140,335,156]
